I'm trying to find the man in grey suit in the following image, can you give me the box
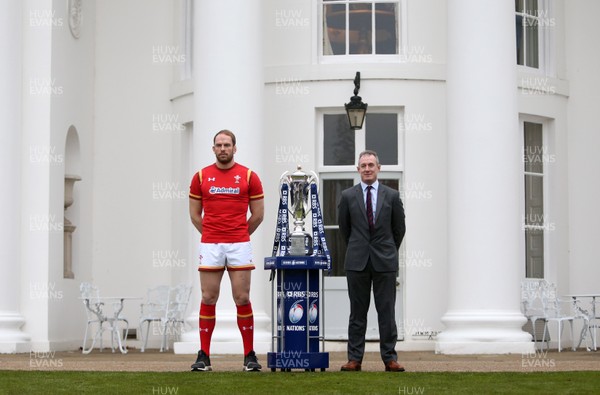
[337,150,406,372]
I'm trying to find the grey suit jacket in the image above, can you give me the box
[337,183,405,272]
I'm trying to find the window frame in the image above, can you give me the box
[317,108,404,173]
[317,108,405,277]
[521,117,552,279]
[515,0,553,74]
[317,0,407,64]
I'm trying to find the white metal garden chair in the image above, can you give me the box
[521,279,547,345]
[538,281,577,352]
[139,284,192,352]
[79,282,130,354]
[163,284,193,351]
[139,285,171,352]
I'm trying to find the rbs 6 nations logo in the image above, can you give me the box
[288,300,318,325]
[288,301,304,324]
[309,300,318,324]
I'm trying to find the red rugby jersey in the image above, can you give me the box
[189,163,264,243]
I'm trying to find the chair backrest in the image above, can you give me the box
[140,285,171,320]
[80,282,104,320]
[521,279,545,317]
[166,284,192,321]
[539,281,568,318]
[522,279,570,319]
[80,282,100,300]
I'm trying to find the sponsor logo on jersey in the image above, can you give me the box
[209,186,240,194]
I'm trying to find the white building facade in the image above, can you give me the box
[1,0,599,355]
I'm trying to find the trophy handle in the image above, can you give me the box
[309,171,319,192]
[302,171,319,216]
[279,171,290,199]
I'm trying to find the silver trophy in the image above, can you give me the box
[281,165,318,256]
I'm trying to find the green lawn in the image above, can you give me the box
[1,371,599,394]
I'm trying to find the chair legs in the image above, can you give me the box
[541,319,575,352]
[141,319,182,352]
[569,320,575,351]
[140,320,151,353]
[575,318,595,351]
[586,319,597,351]
[140,319,167,352]
[541,321,549,351]
[81,321,93,354]
[160,321,168,352]
[557,321,562,352]
[112,319,129,354]
[530,318,538,343]
[556,321,562,352]
[82,320,108,354]
[83,319,129,354]
[160,320,184,352]
[138,316,187,352]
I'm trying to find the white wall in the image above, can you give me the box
[94,0,186,331]
[565,0,600,293]
[46,0,97,349]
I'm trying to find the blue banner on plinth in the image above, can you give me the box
[267,351,329,370]
[264,255,329,270]
[265,255,330,371]
[276,268,320,353]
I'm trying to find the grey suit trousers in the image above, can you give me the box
[346,259,398,363]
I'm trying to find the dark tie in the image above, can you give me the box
[366,185,374,233]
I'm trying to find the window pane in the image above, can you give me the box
[323,3,346,55]
[380,179,399,191]
[365,114,398,165]
[375,3,398,54]
[528,0,538,11]
[325,229,347,277]
[524,174,543,225]
[322,179,354,225]
[322,179,353,277]
[525,228,544,278]
[516,15,524,65]
[515,0,540,68]
[525,17,539,68]
[323,1,399,56]
[523,120,544,279]
[324,114,355,166]
[349,3,372,54]
[515,0,524,12]
[524,122,543,173]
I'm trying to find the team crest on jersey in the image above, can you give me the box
[233,175,241,184]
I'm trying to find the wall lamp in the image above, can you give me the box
[345,71,368,130]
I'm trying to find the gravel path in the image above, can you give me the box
[2,349,599,373]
